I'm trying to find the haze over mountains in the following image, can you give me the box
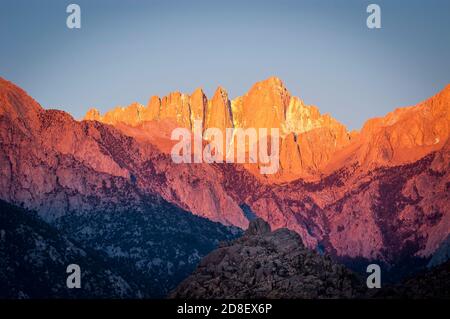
[1,76,449,288]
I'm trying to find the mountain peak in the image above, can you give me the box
[206,86,233,131]
[263,75,284,86]
[0,77,43,131]
[213,86,229,100]
[85,108,101,121]
[439,83,450,100]
[190,88,207,122]
[249,76,287,93]
[0,77,21,91]
[148,95,161,108]
[0,77,41,112]
[191,87,205,96]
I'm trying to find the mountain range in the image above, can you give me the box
[0,76,449,296]
[83,76,449,266]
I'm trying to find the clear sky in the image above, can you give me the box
[1,0,449,130]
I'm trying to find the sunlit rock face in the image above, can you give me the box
[83,76,354,179]
[2,76,449,269]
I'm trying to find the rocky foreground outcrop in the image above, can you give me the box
[170,219,450,299]
[169,219,365,299]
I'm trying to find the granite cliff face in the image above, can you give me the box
[0,77,247,227]
[85,77,352,179]
[218,147,449,267]
[85,78,449,181]
[324,84,450,174]
[0,77,243,297]
[1,76,449,276]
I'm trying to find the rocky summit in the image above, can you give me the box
[169,218,365,299]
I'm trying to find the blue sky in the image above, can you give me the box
[1,0,449,129]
